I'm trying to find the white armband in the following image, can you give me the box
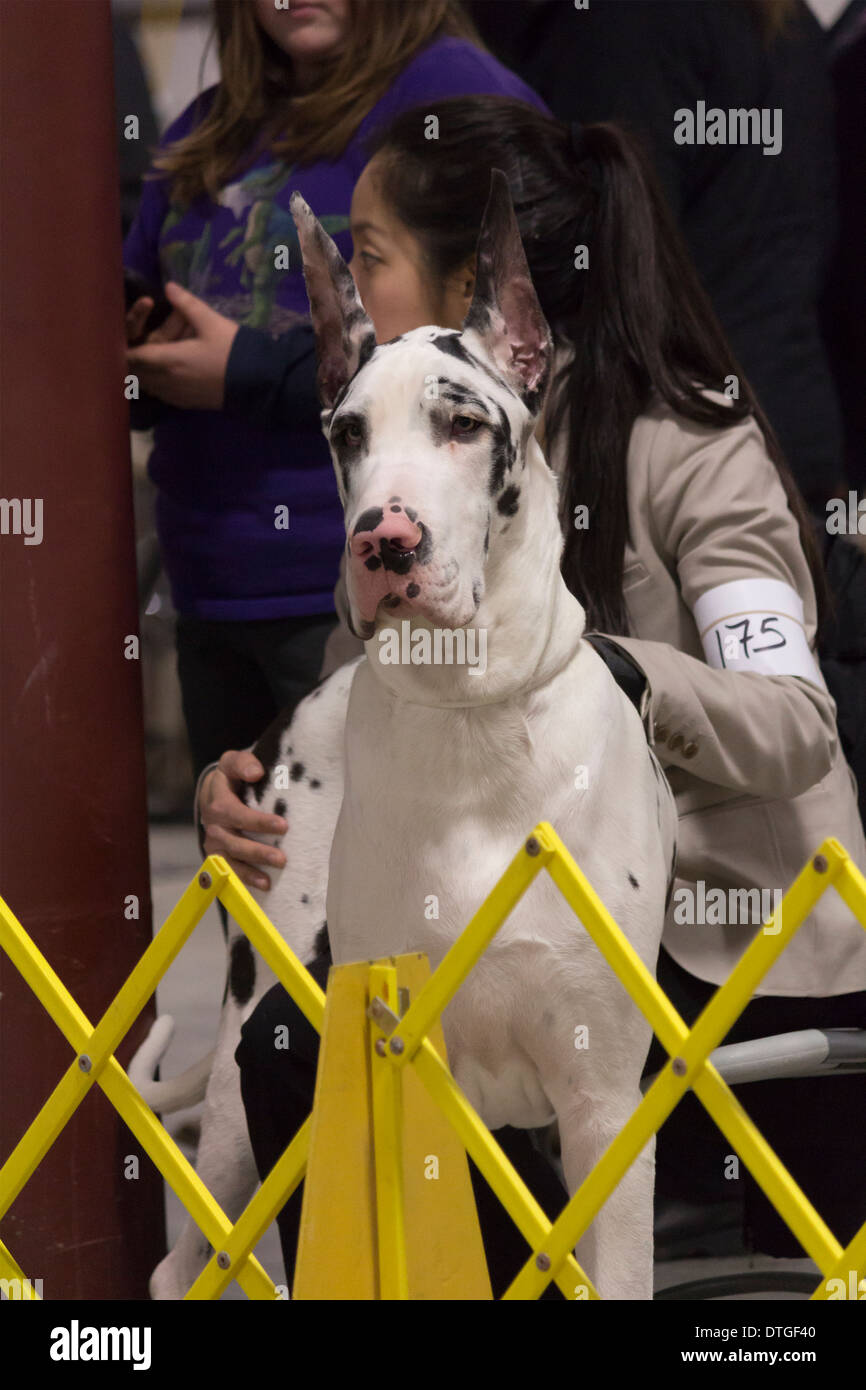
[692,579,825,688]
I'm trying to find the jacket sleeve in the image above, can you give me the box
[122,91,218,432]
[606,409,839,800]
[223,323,321,429]
[123,171,171,431]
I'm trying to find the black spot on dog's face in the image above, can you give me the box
[310,778,321,789]
[432,332,474,366]
[365,556,382,571]
[497,484,520,517]
[406,582,420,598]
[488,404,516,495]
[628,873,639,890]
[229,936,256,1006]
[430,335,507,396]
[404,506,417,523]
[273,799,287,820]
[301,894,309,905]
[290,762,305,782]
[388,495,401,503]
[352,506,384,538]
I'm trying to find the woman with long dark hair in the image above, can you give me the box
[124,2,543,786]
[195,97,866,1284]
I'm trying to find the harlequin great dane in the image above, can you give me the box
[132,174,677,1300]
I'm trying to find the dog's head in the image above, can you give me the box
[290,172,552,640]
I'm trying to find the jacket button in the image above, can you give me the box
[683,741,698,758]
[668,733,684,752]
[654,725,669,744]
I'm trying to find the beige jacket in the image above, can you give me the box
[322,393,866,997]
[602,394,866,996]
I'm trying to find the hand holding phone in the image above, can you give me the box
[124,268,173,345]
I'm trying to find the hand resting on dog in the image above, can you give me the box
[200,751,287,890]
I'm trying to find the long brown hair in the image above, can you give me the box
[152,0,481,204]
[367,97,828,637]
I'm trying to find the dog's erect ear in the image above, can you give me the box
[462,170,552,412]
[290,192,377,412]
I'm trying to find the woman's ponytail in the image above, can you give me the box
[552,119,828,634]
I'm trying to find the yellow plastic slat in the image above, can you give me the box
[369,963,408,1300]
[186,1118,311,1301]
[2,823,865,1301]
[0,1239,41,1300]
[411,1036,594,1300]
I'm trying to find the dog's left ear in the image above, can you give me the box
[290,192,377,413]
[462,170,552,413]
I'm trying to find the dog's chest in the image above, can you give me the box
[322,653,668,1131]
[324,655,637,979]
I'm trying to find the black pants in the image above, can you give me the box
[175,612,338,779]
[237,947,866,1290]
[646,949,866,1256]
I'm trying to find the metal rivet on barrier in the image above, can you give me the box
[199,871,212,889]
[536,1253,551,1271]
[525,836,541,856]
[813,854,828,874]
[672,1057,687,1076]
[77,1054,92,1073]
[216,1251,231,1270]
[389,1037,405,1055]
[374,1039,387,1057]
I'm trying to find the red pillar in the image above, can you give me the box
[0,0,166,1297]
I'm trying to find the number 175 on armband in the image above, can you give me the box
[692,578,825,687]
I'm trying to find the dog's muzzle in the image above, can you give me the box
[348,503,426,624]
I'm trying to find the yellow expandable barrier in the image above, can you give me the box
[1,828,865,1299]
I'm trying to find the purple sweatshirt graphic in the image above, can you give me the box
[124,38,545,621]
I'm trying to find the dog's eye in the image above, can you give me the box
[452,416,482,437]
[334,422,362,446]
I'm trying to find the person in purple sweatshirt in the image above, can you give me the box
[124,0,544,780]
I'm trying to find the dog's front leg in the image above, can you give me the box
[555,1095,655,1302]
[149,1002,262,1300]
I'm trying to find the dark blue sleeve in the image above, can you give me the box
[224,324,321,430]
[124,168,172,430]
[123,89,220,431]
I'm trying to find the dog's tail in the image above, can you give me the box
[128,1016,214,1113]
